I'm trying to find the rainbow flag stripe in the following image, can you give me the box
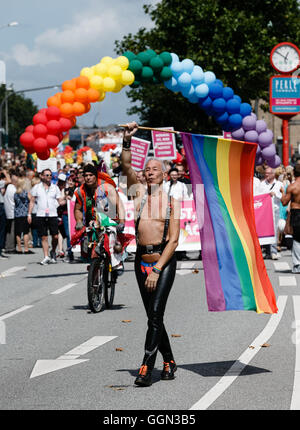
[181,133,277,314]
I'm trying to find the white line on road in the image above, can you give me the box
[51,283,78,295]
[279,276,297,287]
[273,262,291,271]
[291,296,300,409]
[0,266,26,278]
[0,305,33,321]
[189,295,287,410]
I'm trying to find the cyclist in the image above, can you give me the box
[74,163,125,273]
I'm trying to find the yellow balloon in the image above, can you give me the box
[121,70,135,86]
[115,56,129,70]
[80,67,94,79]
[101,56,114,66]
[98,91,106,102]
[108,65,122,80]
[112,81,123,93]
[103,77,116,92]
[89,75,104,90]
[94,63,108,77]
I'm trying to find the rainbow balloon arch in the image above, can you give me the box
[20,50,280,168]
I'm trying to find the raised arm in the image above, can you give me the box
[121,122,139,190]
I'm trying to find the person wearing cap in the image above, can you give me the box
[74,163,125,271]
[28,169,63,265]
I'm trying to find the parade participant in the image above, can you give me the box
[28,169,63,265]
[121,122,180,387]
[281,164,300,273]
[74,163,125,272]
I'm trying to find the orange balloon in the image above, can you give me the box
[73,101,85,116]
[61,90,75,104]
[74,87,88,103]
[76,76,90,89]
[84,103,91,113]
[62,79,76,92]
[60,103,74,118]
[87,88,100,103]
[47,94,61,108]
[69,116,77,127]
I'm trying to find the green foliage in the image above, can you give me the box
[115,0,300,133]
[0,85,38,150]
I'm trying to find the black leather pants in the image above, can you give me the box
[134,248,177,370]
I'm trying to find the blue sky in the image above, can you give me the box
[0,0,159,127]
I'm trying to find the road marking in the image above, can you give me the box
[51,283,77,295]
[0,266,26,278]
[30,336,117,378]
[273,262,290,271]
[189,295,287,410]
[0,305,33,321]
[291,296,300,409]
[279,276,297,287]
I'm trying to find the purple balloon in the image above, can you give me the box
[231,127,244,140]
[261,144,276,160]
[256,119,267,134]
[242,115,256,131]
[250,112,257,120]
[258,129,273,148]
[267,154,281,168]
[255,155,263,166]
[244,130,259,143]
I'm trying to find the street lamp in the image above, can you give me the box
[0,84,61,149]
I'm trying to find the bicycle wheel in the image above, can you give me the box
[87,258,105,313]
[104,264,116,309]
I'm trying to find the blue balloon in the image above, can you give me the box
[215,111,229,125]
[178,72,192,88]
[215,79,224,87]
[195,83,209,98]
[212,97,226,113]
[228,113,243,130]
[191,66,204,85]
[171,61,183,78]
[182,58,194,73]
[233,94,242,103]
[204,71,216,85]
[170,53,180,63]
[209,83,223,99]
[240,102,252,117]
[181,85,194,98]
[199,96,212,110]
[164,77,179,92]
[188,93,200,104]
[222,87,234,100]
[226,98,241,114]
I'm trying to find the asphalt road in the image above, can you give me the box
[0,246,299,411]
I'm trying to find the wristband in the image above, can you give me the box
[122,138,131,150]
[152,266,161,274]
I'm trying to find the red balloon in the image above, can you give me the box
[33,124,48,138]
[47,119,61,135]
[36,149,50,160]
[58,117,72,132]
[33,112,48,125]
[20,132,34,146]
[39,108,47,115]
[57,132,63,142]
[46,134,59,149]
[33,137,48,153]
[25,125,34,133]
[46,106,61,121]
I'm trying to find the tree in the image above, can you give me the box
[115,0,300,133]
[0,85,38,150]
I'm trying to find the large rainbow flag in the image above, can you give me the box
[181,133,277,314]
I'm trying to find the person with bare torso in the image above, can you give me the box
[281,164,300,273]
[122,122,180,387]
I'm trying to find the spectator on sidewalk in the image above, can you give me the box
[14,176,34,254]
[4,170,18,254]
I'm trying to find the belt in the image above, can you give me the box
[138,242,168,255]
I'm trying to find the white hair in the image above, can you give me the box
[145,158,167,172]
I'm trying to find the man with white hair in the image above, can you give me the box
[122,123,180,387]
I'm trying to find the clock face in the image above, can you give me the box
[271,43,300,73]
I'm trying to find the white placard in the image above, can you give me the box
[37,157,58,172]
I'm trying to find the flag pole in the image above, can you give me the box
[118,124,179,134]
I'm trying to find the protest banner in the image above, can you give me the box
[151,127,177,160]
[37,157,57,172]
[254,193,276,244]
[130,137,151,171]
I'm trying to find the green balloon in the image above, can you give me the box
[159,52,172,66]
[128,59,143,76]
[122,51,136,61]
[130,80,141,88]
[136,51,151,65]
[141,66,154,82]
[160,66,173,81]
[149,56,164,72]
[147,49,157,58]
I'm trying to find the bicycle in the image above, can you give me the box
[86,223,118,313]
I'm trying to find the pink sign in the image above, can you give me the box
[254,193,275,238]
[151,128,177,160]
[131,137,150,171]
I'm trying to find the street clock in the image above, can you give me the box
[270,42,300,74]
